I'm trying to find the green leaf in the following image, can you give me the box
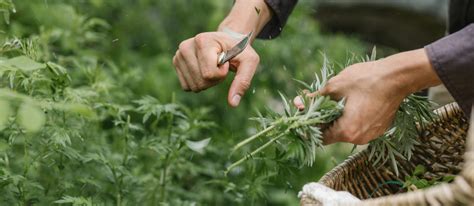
[0,55,45,71]
[56,103,96,118]
[186,138,211,154]
[442,175,455,183]
[413,179,430,189]
[54,195,93,205]
[413,165,426,176]
[17,103,45,133]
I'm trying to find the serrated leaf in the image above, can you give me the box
[186,138,211,154]
[17,103,45,133]
[0,56,45,71]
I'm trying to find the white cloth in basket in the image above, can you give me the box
[298,182,361,205]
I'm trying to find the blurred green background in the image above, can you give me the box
[1,0,440,205]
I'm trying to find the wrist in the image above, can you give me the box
[378,48,442,96]
[218,0,271,42]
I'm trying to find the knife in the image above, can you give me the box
[217,31,253,66]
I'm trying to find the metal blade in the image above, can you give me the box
[218,31,253,65]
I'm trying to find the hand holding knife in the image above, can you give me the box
[217,31,253,66]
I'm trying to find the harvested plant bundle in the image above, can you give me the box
[226,51,435,175]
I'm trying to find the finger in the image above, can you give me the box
[319,84,343,100]
[227,56,259,107]
[293,90,319,111]
[306,90,318,98]
[173,55,190,91]
[293,96,305,111]
[322,107,365,145]
[196,42,228,81]
[322,121,342,145]
[180,51,208,92]
[175,51,199,91]
[217,61,230,80]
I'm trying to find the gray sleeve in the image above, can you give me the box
[257,0,298,39]
[425,23,474,117]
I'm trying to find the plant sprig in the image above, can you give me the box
[226,50,435,176]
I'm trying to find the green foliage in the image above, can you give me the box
[403,165,455,191]
[228,51,435,177]
[0,0,15,24]
[0,0,387,205]
[227,56,344,174]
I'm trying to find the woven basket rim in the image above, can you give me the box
[319,102,464,185]
[304,102,474,205]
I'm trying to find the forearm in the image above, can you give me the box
[376,49,442,97]
[218,0,272,42]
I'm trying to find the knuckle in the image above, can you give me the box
[245,50,260,63]
[339,127,357,143]
[251,54,260,64]
[321,84,332,94]
[238,78,251,91]
[326,78,337,86]
[194,33,208,48]
[178,40,191,52]
[190,86,199,92]
[323,79,338,93]
[202,70,215,80]
[195,82,210,91]
[172,55,177,66]
[178,42,185,51]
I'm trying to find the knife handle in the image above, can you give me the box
[217,51,227,66]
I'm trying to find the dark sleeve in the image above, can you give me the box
[425,23,474,117]
[257,0,298,39]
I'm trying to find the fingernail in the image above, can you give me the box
[231,95,241,106]
[293,96,304,110]
[293,96,302,105]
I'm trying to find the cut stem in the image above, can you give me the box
[232,124,276,151]
[226,132,286,175]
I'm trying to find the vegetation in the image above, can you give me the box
[0,0,398,205]
[227,50,435,176]
[403,165,455,191]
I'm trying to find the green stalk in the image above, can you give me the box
[159,93,176,203]
[232,115,305,152]
[232,124,276,151]
[226,132,287,175]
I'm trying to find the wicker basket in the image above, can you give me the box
[300,103,474,205]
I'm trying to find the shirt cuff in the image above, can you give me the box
[257,0,298,39]
[425,23,474,117]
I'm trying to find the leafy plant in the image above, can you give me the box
[0,0,15,24]
[0,0,395,204]
[227,50,435,176]
[403,165,455,191]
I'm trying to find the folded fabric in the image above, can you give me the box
[298,182,361,206]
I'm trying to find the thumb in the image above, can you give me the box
[227,56,259,107]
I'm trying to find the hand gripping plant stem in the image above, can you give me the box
[225,50,435,176]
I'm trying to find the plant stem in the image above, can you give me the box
[159,154,170,202]
[232,124,276,151]
[226,132,286,175]
[159,94,176,203]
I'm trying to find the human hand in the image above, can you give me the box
[173,32,260,107]
[293,49,441,145]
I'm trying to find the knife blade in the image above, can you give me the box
[217,31,253,66]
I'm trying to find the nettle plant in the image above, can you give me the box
[0,8,220,205]
[227,50,435,176]
[0,40,218,205]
